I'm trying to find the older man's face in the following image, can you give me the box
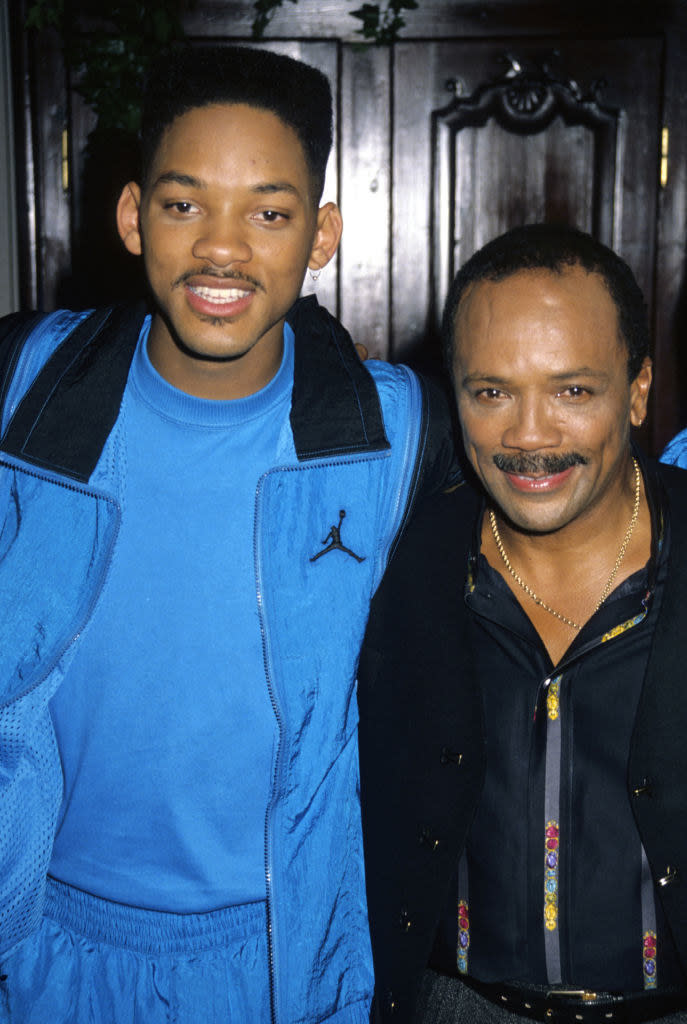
[452,265,652,536]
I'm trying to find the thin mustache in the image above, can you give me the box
[492,452,589,475]
[173,269,263,291]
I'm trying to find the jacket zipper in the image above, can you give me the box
[255,470,283,1024]
[255,449,395,1024]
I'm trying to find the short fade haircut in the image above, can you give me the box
[140,45,333,203]
[442,223,650,381]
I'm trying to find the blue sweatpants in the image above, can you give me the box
[0,878,271,1023]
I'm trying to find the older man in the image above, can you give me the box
[359,224,687,1024]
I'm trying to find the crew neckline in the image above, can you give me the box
[129,317,295,427]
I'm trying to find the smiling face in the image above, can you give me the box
[117,102,342,399]
[452,266,652,536]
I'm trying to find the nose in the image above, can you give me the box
[501,395,562,450]
[191,216,251,267]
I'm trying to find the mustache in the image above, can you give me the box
[173,268,263,291]
[492,451,589,475]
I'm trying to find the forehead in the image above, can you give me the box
[148,102,310,185]
[454,266,623,370]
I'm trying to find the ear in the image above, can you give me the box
[629,356,653,427]
[116,182,143,255]
[308,202,343,272]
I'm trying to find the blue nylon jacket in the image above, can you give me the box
[0,297,454,1024]
[661,427,687,468]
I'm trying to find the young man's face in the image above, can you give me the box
[117,102,341,399]
[452,265,652,536]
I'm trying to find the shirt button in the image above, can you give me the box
[440,747,463,765]
[658,866,678,887]
[419,826,440,851]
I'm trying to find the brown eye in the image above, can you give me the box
[560,386,590,399]
[255,209,289,223]
[164,201,196,215]
[476,388,506,400]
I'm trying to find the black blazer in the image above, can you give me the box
[358,461,687,1022]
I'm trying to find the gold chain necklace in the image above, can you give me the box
[488,457,641,632]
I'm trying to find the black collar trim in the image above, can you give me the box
[287,295,390,459]
[1,296,389,483]
[1,303,147,482]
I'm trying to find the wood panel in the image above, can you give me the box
[393,38,663,367]
[446,120,597,286]
[339,46,391,359]
[182,0,679,42]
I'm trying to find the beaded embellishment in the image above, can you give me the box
[457,900,470,974]
[601,611,647,644]
[643,931,657,989]
[544,822,560,932]
[466,559,476,594]
[546,679,560,720]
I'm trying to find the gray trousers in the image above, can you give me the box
[415,970,687,1024]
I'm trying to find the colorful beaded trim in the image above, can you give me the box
[457,899,470,974]
[546,679,560,721]
[544,821,560,932]
[643,931,657,989]
[601,611,647,644]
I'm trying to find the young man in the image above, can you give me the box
[0,47,452,1023]
[359,224,687,1023]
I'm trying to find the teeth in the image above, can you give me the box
[189,285,251,303]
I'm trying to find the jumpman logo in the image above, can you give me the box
[310,509,366,564]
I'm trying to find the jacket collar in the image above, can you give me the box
[287,294,389,460]
[1,303,147,483]
[1,296,389,483]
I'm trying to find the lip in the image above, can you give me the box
[504,465,576,493]
[184,280,255,319]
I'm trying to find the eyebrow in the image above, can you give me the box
[460,368,611,388]
[253,182,301,198]
[550,369,611,382]
[153,171,206,189]
[152,171,301,198]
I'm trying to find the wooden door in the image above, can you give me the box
[391,39,662,359]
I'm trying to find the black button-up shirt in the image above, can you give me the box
[430,467,683,992]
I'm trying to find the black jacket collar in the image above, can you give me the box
[0,296,389,482]
[287,295,389,460]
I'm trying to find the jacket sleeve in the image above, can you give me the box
[414,371,464,498]
[660,427,687,469]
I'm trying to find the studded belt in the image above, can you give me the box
[460,974,687,1023]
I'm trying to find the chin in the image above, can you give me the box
[174,329,255,363]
